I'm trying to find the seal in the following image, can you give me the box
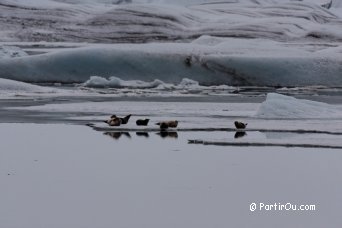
[167,120,178,128]
[104,117,121,126]
[158,122,169,130]
[136,119,150,126]
[234,121,247,129]
[120,114,131,124]
[156,120,178,129]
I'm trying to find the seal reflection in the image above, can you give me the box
[234,131,247,139]
[104,132,131,140]
[156,131,178,139]
[136,132,149,138]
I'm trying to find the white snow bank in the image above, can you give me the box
[0,46,28,59]
[255,93,342,119]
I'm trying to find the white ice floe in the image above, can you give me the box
[5,92,342,133]
[10,100,258,118]
[255,93,342,118]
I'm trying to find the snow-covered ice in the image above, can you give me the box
[6,93,342,135]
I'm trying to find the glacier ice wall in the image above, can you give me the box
[0,39,341,86]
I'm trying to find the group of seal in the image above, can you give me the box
[104,114,178,130]
[104,115,246,131]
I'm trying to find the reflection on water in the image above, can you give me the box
[104,132,131,140]
[104,131,179,140]
[136,132,149,138]
[234,131,247,139]
[98,129,342,149]
[156,131,178,139]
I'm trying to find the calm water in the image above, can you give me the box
[1,123,342,228]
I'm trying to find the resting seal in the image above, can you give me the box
[156,120,178,129]
[109,114,131,124]
[120,114,131,124]
[234,121,247,129]
[136,119,150,126]
[104,117,121,126]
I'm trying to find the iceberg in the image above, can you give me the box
[0,38,341,86]
[255,93,342,118]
